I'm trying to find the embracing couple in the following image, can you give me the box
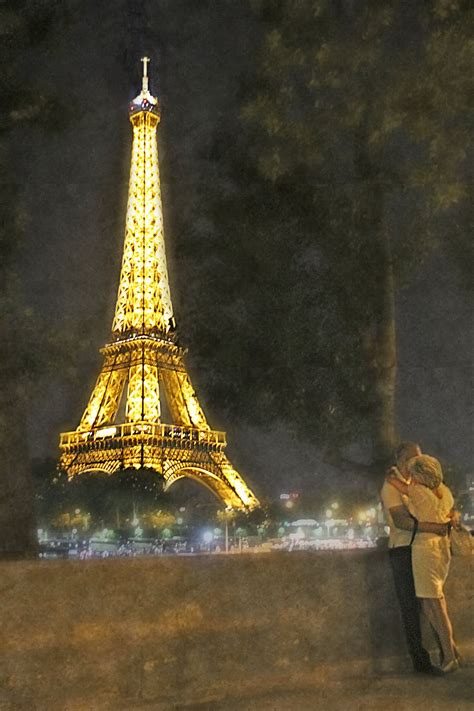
[380,442,460,675]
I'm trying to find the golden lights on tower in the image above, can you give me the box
[58,59,259,511]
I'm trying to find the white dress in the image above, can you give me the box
[403,483,454,599]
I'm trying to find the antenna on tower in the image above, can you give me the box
[141,56,150,93]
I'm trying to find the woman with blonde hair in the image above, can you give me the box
[388,454,459,673]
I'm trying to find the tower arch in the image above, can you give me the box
[163,463,246,510]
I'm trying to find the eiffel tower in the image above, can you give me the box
[59,58,259,511]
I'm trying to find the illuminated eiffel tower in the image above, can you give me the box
[59,58,259,510]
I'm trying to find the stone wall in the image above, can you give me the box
[0,551,472,709]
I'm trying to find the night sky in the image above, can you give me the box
[14,1,473,499]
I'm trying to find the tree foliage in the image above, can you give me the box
[188,0,472,471]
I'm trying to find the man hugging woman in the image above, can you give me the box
[387,453,460,673]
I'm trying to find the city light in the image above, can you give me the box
[36,494,394,559]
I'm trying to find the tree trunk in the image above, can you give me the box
[0,381,38,559]
[353,109,398,466]
[372,221,397,464]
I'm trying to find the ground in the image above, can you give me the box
[72,666,472,711]
[185,668,473,711]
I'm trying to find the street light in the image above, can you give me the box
[325,510,334,538]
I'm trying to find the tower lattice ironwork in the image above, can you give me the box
[59,58,259,510]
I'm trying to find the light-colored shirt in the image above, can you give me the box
[380,470,413,548]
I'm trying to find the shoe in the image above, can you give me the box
[414,664,444,676]
[439,659,459,674]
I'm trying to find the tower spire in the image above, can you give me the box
[58,62,259,511]
[113,57,170,337]
[141,55,150,93]
[132,56,158,109]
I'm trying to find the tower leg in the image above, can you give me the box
[79,354,128,430]
[163,451,259,510]
[161,369,209,429]
[210,452,260,509]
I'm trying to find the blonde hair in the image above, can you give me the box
[407,455,443,489]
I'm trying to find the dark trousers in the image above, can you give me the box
[389,546,432,670]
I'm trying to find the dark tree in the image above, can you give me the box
[193,0,472,474]
[0,1,68,557]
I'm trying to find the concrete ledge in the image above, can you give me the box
[0,551,472,709]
